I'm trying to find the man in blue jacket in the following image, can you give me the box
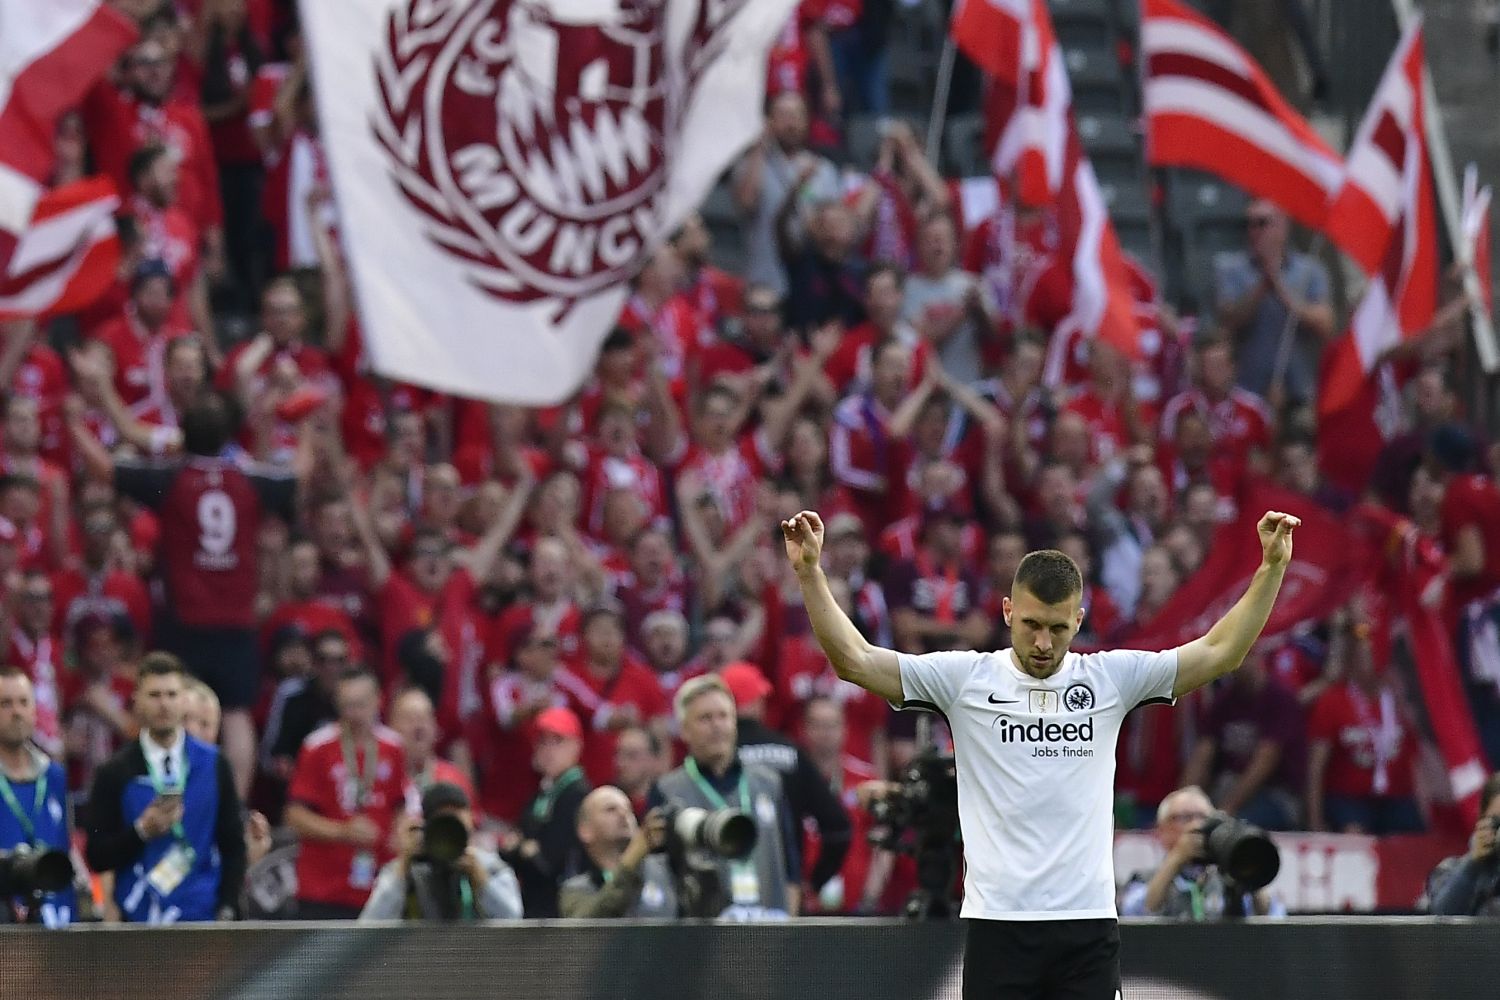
[0,667,75,926]
[86,652,246,922]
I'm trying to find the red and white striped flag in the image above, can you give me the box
[1325,19,1432,276]
[0,1,137,273]
[1462,163,1493,318]
[1317,22,1437,478]
[0,177,121,320]
[954,0,1138,355]
[1140,0,1341,231]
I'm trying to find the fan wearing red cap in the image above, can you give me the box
[499,706,591,918]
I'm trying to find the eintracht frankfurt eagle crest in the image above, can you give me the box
[373,0,697,305]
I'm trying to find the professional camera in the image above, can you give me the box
[418,812,470,866]
[659,805,757,860]
[1195,811,1280,890]
[0,846,73,897]
[867,748,960,921]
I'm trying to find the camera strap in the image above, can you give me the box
[0,768,45,845]
[340,730,378,810]
[531,766,585,824]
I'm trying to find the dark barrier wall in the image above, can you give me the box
[3,919,1497,1000]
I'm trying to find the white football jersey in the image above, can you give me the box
[897,646,1179,920]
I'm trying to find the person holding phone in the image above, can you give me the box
[85,653,246,923]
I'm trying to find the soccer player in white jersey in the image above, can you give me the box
[783,507,1300,999]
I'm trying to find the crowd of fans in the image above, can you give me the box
[0,0,1497,923]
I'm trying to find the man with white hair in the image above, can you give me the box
[1118,786,1279,919]
[647,675,801,918]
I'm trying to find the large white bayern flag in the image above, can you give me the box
[300,0,797,404]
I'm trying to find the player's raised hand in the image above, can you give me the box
[1257,511,1300,567]
[781,510,825,575]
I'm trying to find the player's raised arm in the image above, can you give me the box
[783,511,903,704]
[1170,509,1302,695]
[1172,511,1301,698]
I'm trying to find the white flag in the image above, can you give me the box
[300,0,797,404]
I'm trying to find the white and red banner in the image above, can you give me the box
[1116,478,1362,652]
[1462,163,1493,318]
[301,0,797,405]
[954,0,1138,357]
[0,177,121,320]
[0,0,136,273]
[1140,0,1341,231]
[1317,20,1437,426]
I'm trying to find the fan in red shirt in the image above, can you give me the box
[1060,347,1143,467]
[558,606,671,787]
[579,404,669,537]
[2,322,68,469]
[673,383,782,534]
[112,391,297,799]
[962,201,1060,335]
[388,686,477,806]
[286,670,413,919]
[483,627,574,823]
[799,696,915,914]
[489,537,584,667]
[673,212,744,331]
[824,265,922,397]
[772,629,888,769]
[617,245,715,387]
[884,507,990,655]
[0,395,71,571]
[61,613,138,798]
[637,608,704,708]
[1157,408,1244,509]
[6,570,64,759]
[124,145,210,339]
[358,494,522,748]
[1431,425,1500,614]
[89,260,196,409]
[52,501,153,647]
[82,36,224,256]
[1159,337,1272,468]
[830,338,917,533]
[259,538,360,661]
[1305,623,1423,835]
[613,528,689,655]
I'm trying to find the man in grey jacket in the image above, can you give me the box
[359,783,522,922]
[1427,772,1500,916]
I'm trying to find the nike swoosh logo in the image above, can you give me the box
[987,695,1019,705]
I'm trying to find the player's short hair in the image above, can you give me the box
[138,651,190,681]
[1013,549,1083,605]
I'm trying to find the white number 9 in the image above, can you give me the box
[198,490,237,557]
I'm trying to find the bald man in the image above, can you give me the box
[559,787,675,918]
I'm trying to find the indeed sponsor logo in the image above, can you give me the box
[996,718,1094,744]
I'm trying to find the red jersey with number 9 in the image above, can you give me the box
[117,456,296,629]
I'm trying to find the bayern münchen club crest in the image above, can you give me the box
[372,0,686,306]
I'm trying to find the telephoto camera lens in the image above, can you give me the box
[1199,812,1280,890]
[422,813,470,865]
[669,806,758,859]
[0,847,74,896]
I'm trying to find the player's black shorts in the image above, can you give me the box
[963,917,1122,1000]
[160,618,260,711]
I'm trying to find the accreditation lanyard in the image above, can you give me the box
[144,748,189,843]
[341,731,378,810]
[531,766,585,824]
[684,758,752,815]
[0,769,46,845]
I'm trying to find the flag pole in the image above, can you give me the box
[926,36,958,165]
[1389,0,1499,372]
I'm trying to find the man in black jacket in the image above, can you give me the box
[720,663,851,895]
[500,706,590,917]
[85,653,246,922]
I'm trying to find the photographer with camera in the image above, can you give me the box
[1426,772,1500,916]
[1119,786,1282,919]
[359,782,521,921]
[559,787,675,917]
[0,668,76,926]
[649,674,801,919]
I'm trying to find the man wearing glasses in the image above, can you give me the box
[1118,785,1282,919]
[1214,199,1335,409]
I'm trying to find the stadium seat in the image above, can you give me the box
[1115,219,1156,270]
[1063,43,1127,113]
[1091,153,1141,189]
[1167,171,1250,229]
[943,112,988,178]
[1098,178,1151,227]
[1110,0,1141,32]
[1050,0,1115,49]
[1075,110,1137,160]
